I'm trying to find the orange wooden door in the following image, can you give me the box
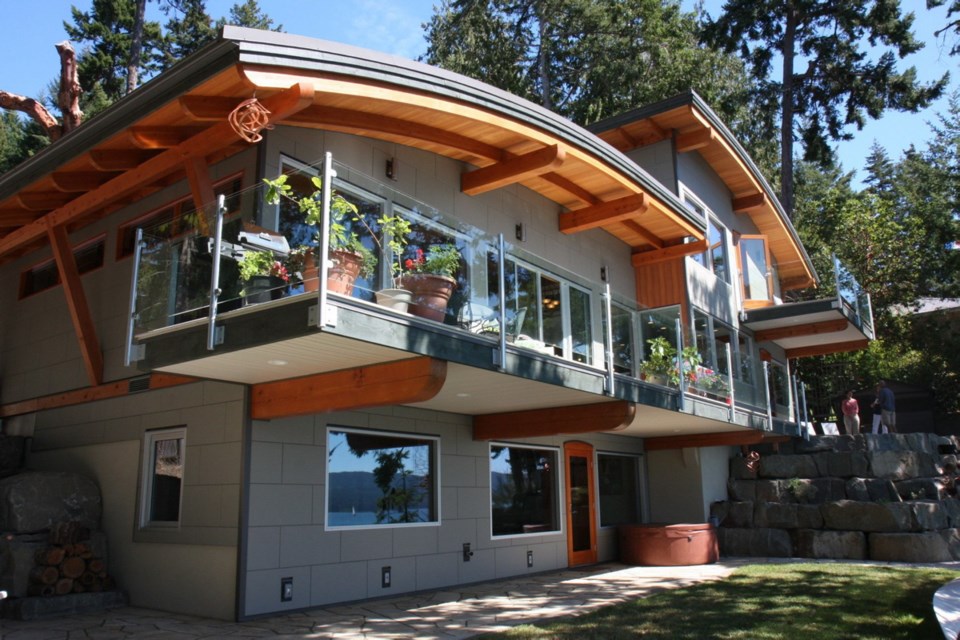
[564,441,597,566]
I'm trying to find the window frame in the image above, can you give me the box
[138,426,187,530]
[597,451,644,529]
[489,441,562,539]
[324,426,441,531]
[19,234,106,299]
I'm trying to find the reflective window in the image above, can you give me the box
[326,428,438,529]
[490,444,559,536]
[19,236,105,299]
[609,304,636,374]
[140,427,185,528]
[740,236,772,302]
[598,454,641,527]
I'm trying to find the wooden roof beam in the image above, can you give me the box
[179,95,237,121]
[15,193,72,211]
[289,105,505,162]
[623,220,665,250]
[675,127,714,153]
[47,222,103,386]
[732,192,767,213]
[753,318,849,343]
[0,81,315,261]
[786,339,869,359]
[461,144,566,196]
[644,429,769,451]
[129,127,200,149]
[0,210,42,225]
[88,149,155,171]
[51,172,110,192]
[780,275,816,291]
[251,357,447,420]
[632,240,706,267]
[559,194,647,234]
[473,401,634,440]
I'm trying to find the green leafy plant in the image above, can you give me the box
[639,337,703,386]
[404,244,461,278]
[238,250,289,282]
[263,175,377,279]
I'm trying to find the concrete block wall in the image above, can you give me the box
[711,433,960,563]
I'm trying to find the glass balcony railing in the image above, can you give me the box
[834,255,873,337]
[125,153,795,430]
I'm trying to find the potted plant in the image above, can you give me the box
[371,214,414,311]
[238,249,289,304]
[264,175,376,295]
[638,337,702,388]
[400,244,461,322]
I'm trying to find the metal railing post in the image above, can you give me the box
[725,342,735,421]
[675,317,685,411]
[800,382,810,440]
[206,195,225,351]
[762,361,772,431]
[124,228,145,366]
[603,281,615,396]
[497,233,507,369]
[317,152,334,328]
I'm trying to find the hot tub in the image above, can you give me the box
[618,523,718,566]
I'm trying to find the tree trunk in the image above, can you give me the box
[537,10,551,110]
[56,41,83,135]
[780,2,796,218]
[127,0,147,94]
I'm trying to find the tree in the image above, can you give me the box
[703,1,948,217]
[63,0,166,105]
[219,0,282,31]
[423,0,765,134]
[161,0,217,64]
[928,0,960,55]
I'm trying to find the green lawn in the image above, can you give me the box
[479,563,958,639]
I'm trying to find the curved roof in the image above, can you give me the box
[591,91,817,289]
[0,27,705,263]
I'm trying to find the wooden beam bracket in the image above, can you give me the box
[473,401,635,440]
[559,194,647,234]
[632,240,706,267]
[461,144,566,196]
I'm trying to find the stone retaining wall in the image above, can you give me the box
[710,433,960,562]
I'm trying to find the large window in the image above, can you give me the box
[684,196,728,283]
[598,453,641,527]
[490,444,559,537]
[326,428,438,529]
[140,427,186,528]
[609,303,636,375]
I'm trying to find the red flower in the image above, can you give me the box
[405,259,414,269]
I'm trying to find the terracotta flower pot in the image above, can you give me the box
[400,274,457,322]
[301,249,363,295]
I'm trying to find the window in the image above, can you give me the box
[609,303,636,375]
[326,428,438,529]
[19,236,105,298]
[683,196,729,283]
[118,175,243,258]
[739,235,773,304]
[693,310,734,377]
[766,359,791,415]
[490,444,560,537]
[598,453,641,527]
[486,257,594,362]
[140,427,186,528]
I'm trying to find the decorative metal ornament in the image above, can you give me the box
[228,98,273,143]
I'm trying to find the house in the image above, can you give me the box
[0,27,873,620]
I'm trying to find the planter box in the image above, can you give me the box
[618,523,718,566]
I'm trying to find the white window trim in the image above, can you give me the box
[324,426,441,532]
[488,441,563,540]
[139,426,186,529]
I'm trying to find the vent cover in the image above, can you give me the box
[128,376,151,393]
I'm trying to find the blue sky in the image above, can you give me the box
[1,1,957,185]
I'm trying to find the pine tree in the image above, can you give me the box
[161,0,217,64]
[703,1,948,218]
[219,0,282,31]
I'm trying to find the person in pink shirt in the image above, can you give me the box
[841,389,860,436]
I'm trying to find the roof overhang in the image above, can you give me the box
[742,298,874,359]
[589,91,816,290]
[0,27,705,264]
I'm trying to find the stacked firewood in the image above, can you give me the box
[27,521,114,597]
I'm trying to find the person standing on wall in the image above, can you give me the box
[870,386,885,434]
[877,379,897,433]
[841,389,860,436]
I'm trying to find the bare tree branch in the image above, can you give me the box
[56,41,83,134]
[0,91,62,140]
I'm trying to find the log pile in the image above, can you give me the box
[26,521,114,597]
